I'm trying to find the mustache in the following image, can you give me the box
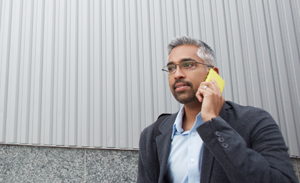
[172,79,193,90]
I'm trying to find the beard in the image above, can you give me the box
[172,80,198,104]
[174,90,198,104]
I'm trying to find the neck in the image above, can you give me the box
[182,101,202,131]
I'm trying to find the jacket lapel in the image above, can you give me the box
[200,102,231,183]
[155,112,178,182]
[200,146,215,183]
[154,102,232,182]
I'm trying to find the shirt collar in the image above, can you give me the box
[171,106,185,138]
[171,106,204,139]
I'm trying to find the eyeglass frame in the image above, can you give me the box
[162,59,214,74]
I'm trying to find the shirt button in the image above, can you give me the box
[191,158,195,163]
[192,132,196,136]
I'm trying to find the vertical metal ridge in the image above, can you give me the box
[279,0,300,155]
[270,0,297,154]
[290,0,300,58]
[148,0,157,118]
[250,0,267,109]
[50,0,56,145]
[0,0,3,142]
[17,0,26,144]
[111,0,115,138]
[97,1,103,146]
[220,0,233,102]
[2,0,13,142]
[13,0,23,143]
[131,0,140,148]
[245,0,263,108]
[101,0,107,147]
[136,0,143,148]
[106,0,115,148]
[183,0,188,35]
[24,0,34,144]
[226,0,239,104]
[160,0,170,114]
[77,0,82,146]
[62,0,67,145]
[37,0,45,144]
[86,0,91,146]
[147,0,154,127]
[259,0,280,123]
[64,0,70,146]
[236,0,249,105]
[209,0,216,50]
[0,0,2,27]
[275,0,298,154]
[90,0,94,147]
[74,0,78,146]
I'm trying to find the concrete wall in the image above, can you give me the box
[0,145,138,182]
[0,144,299,182]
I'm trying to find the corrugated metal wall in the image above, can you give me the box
[0,0,299,155]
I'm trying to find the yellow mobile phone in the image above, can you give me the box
[205,68,225,93]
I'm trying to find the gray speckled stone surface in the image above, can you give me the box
[0,145,139,183]
[86,149,138,183]
[1,144,299,183]
[0,145,85,182]
[291,158,300,182]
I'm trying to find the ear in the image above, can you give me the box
[213,67,219,74]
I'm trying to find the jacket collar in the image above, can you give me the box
[155,112,178,182]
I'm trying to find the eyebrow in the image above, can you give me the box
[167,58,196,66]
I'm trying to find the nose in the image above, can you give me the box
[173,67,185,80]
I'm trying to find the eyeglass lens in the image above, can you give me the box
[167,61,195,73]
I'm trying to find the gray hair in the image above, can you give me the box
[167,36,216,70]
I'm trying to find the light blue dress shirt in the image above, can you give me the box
[165,106,204,183]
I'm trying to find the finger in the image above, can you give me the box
[201,79,220,93]
[196,87,204,102]
[205,79,218,92]
[199,83,214,93]
[197,81,219,102]
[200,82,212,91]
[197,86,214,102]
[211,78,221,92]
[199,88,215,100]
[196,83,211,102]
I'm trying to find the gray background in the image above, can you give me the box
[0,0,300,182]
[0,0,299,156]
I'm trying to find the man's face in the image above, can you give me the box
[168,45,209,104]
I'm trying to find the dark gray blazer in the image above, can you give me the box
[137,101,298,183]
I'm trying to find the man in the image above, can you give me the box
[137,36,297,183]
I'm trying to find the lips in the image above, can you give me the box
[173,82,190,92]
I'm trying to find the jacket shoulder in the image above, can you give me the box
[225,101,274,122]
[140,113,173,141]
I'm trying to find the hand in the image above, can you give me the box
[196,78,225,122]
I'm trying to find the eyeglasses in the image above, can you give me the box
[162,60,213,74]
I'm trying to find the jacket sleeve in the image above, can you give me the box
[197,108,298,183]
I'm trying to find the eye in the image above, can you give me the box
[181,61,194,69]
[167,65,176,73]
